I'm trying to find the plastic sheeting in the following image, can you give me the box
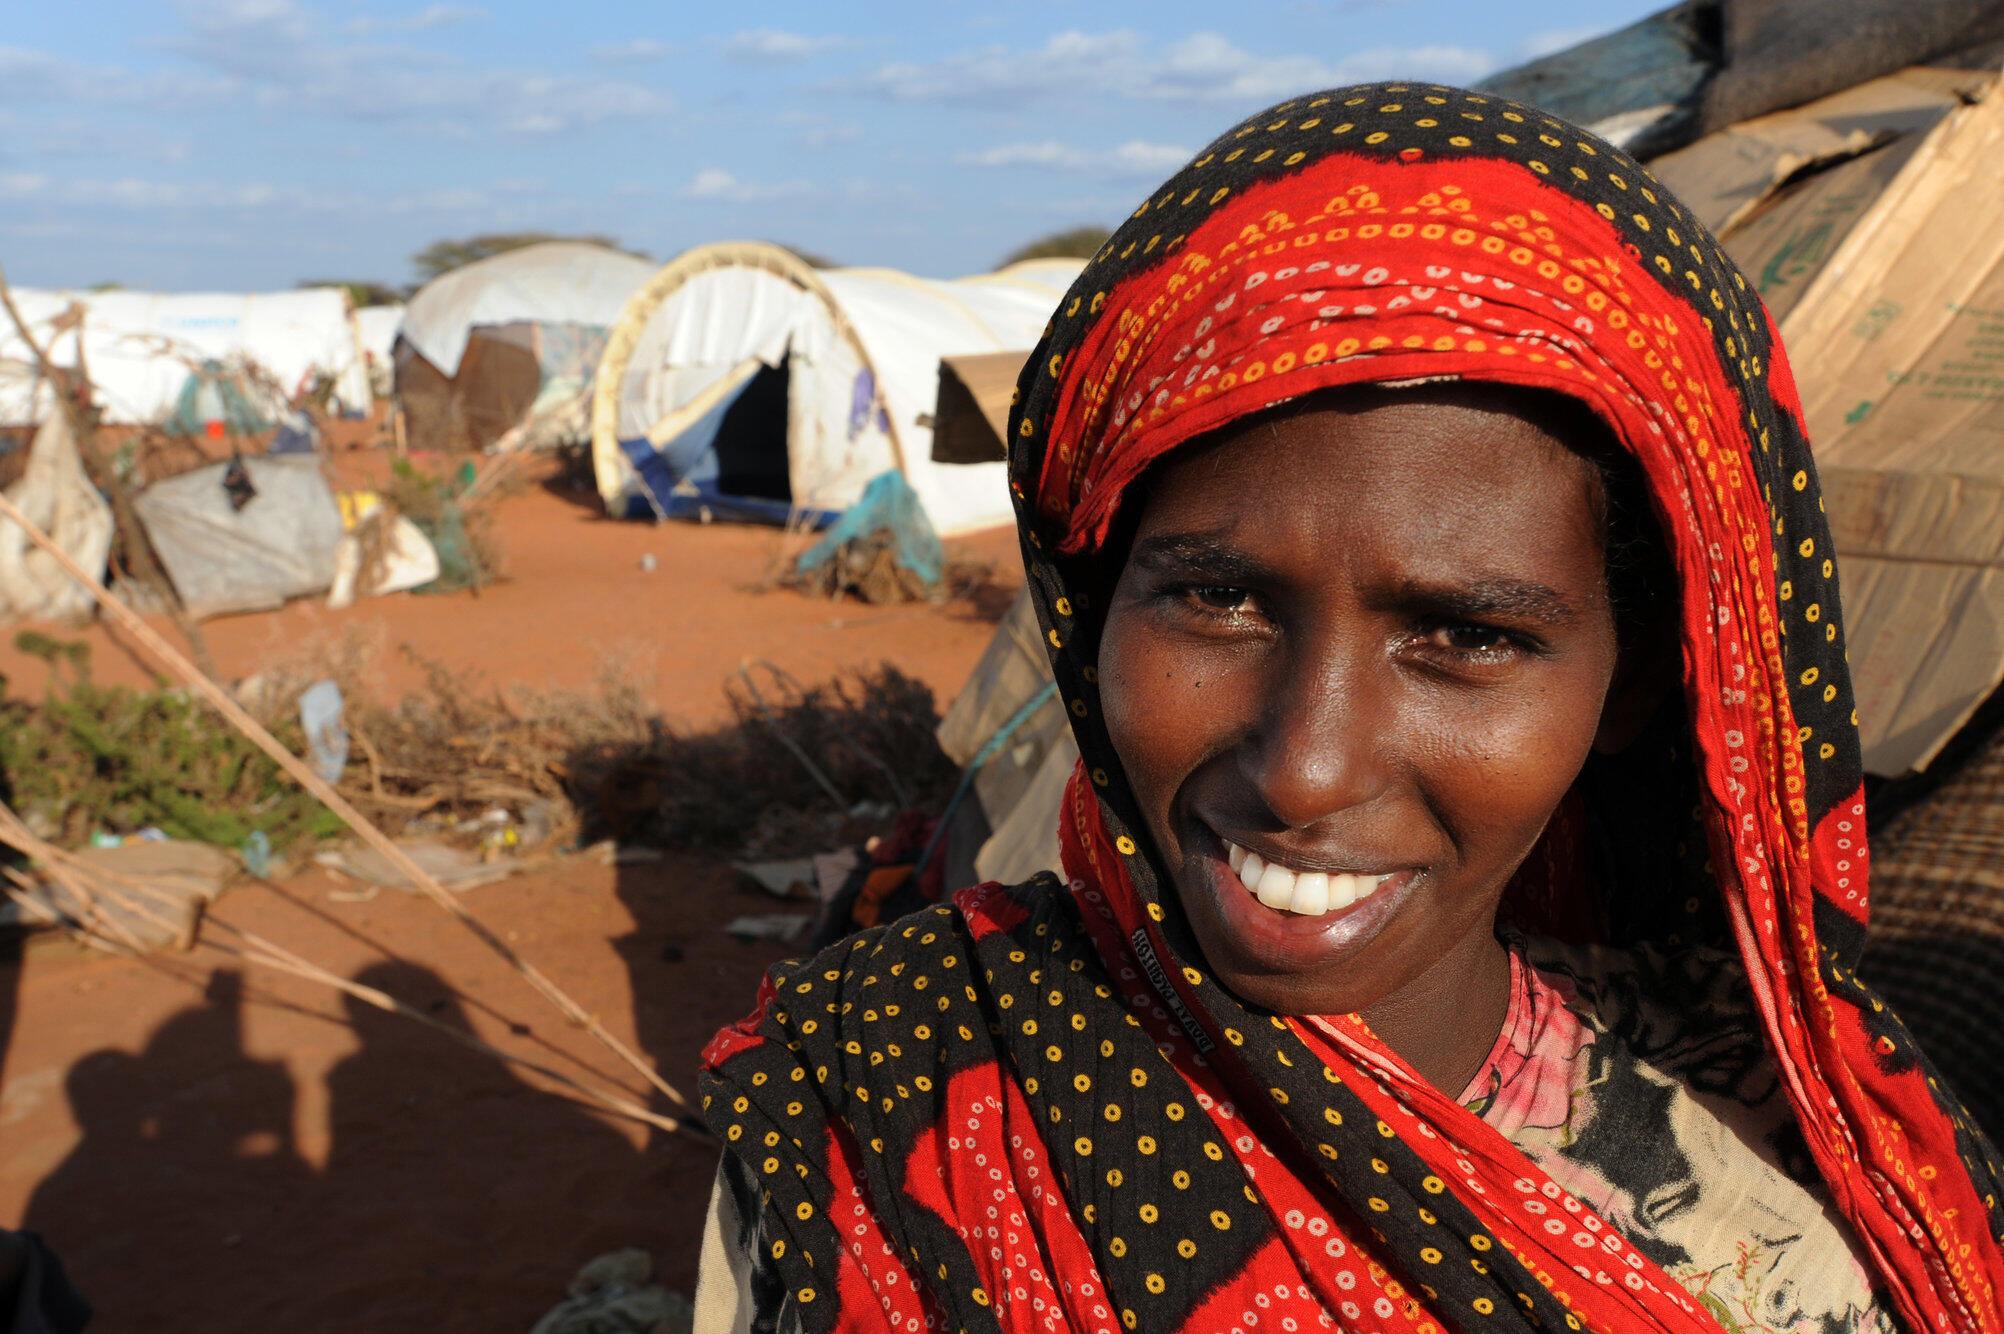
[599,248,1081,536]
[133,456,345,618]
[0,413,114,622]
[399,243,655,380]
[0,288,371,426]
[794,470,944,589]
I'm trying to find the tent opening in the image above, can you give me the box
[712,357,792,502]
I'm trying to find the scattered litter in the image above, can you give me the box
[241,829,272,878]
[732,858,818,900]
[723,913,811,943]
[528,1247,692,1334]
[299,680,349,786]
[812,847,860,904]
[313,838,516,894]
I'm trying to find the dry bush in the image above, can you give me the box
[247,631,957,858]
[578,663,959,856]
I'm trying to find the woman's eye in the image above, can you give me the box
[1185,584,1255,613]
[1427,623,1511,655]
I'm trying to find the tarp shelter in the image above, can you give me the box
[1612,60,2004,775]
[1489,7,2004,777]
[934,587,1073,892]
[395,243,655,453]
[133,456,346,618]
[354,305,404,399]
[0,288,371,428]
[1480,0,2004,158]
[590,243,1081,535]
[930,351,1031,465]
[0,412,114,622]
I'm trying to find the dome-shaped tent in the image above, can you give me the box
[395,242,655,452]
[590,243,1081,535]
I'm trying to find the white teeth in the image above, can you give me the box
[1254,860,1294,910]
[1222,840,1393,917]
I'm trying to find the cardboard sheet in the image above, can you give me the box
[1650,65,1989,232]
[1775,78,2004,773]
[930,350,1027,465]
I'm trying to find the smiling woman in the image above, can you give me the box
[694,83,2004,1334]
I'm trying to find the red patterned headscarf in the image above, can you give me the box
[703,84,2004,1333]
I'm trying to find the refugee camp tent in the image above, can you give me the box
[0,288,371,428]
[354,304,404,399]
[589,243,1082,535]
[395,242,655,453]
[132,455,347,618]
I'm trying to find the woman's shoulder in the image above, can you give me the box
[703,874,1085,1074]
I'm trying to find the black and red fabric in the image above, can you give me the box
[701,84,2004,1333]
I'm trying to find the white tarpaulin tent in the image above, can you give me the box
[0,287,371,426]
[395,242,655,453]
[398,242,656,381]
[590,243,1081,535]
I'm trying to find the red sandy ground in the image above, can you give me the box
[0,448,1024,1331]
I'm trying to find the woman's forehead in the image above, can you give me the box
[1135,384,1606,531]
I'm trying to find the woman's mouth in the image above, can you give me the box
[1223,839,1396,917]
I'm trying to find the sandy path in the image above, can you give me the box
[0,451,1023,727]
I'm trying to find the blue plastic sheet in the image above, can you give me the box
[794,470,942,589]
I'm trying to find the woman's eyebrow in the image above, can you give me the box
[1395,577,1580,627]
[1127,532,1271,584]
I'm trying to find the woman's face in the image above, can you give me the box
[1098,386,1625,1020]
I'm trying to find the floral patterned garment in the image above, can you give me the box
[1461,938,1899,1334]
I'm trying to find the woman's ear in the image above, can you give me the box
[1595,608,1678,755]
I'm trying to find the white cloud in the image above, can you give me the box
[590,38,674,64]
[775,111,863,151]
[0,171,527,217]
[1515,27,1603,61]
[956,140,1192,177]
[343,4,484,36]
[684,168,810,203]
[839,29,1495,107]
[725,29,851,64]
[143,1,673,134]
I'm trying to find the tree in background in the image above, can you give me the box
[300,280,402,307]
[1000,225,1111,267]
[408,233,652,284]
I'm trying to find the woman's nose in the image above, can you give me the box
[1237,636,1389,830]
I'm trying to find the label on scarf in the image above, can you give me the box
[1131,927,1215,1053]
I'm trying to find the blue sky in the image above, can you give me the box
[4,1,1664,292]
